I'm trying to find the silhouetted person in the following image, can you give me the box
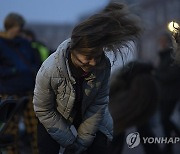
[0,13,38,94]
[173,23,180,64]
[109,61,160,154]
[21,29,50,64]
[155,33,180,154]
[0,13,39,154]
[32,3,141,154]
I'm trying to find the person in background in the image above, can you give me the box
[33,2,141,154]
[21,29,50,64]
[155,33,180,154]
[0,13,39,154]
[109,61,160,154]
[173,23,180,64]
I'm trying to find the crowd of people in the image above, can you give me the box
[0,13,50,154]
[0,2,179,154]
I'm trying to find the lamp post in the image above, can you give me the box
[168,21,180,44]
[168,21,179,33]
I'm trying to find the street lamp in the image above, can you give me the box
[168,21,180,44]
[168,21,179,33]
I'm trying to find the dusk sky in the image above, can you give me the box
[0,0,109,29]
[0,0,135,71]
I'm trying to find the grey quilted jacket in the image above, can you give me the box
[33,39,113,150]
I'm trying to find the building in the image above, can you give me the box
[111,0,180,64]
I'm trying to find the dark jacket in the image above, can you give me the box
[155,48,180,102]
[0,36,38,94]
[109,61,158,134]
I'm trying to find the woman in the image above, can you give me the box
[33,2,141,154]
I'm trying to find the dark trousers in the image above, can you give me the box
[108,132,125,154]
[160,100,180,154]
[37,121,109,154]
[109,124,162,154]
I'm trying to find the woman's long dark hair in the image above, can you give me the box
[70,2,141,59]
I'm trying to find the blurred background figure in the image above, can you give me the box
[155,33,180,154]
[109,61,160,154]
[0,13,39,154]
[173,22,180,65]
[21,29,50,64]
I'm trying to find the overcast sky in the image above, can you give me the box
[0,0,109,29]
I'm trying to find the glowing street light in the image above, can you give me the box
[168,21,179,33]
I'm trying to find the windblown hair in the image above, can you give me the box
[4,13,25,31]
[109,61,159,135]
[70,3,141,57]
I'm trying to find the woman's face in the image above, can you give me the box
[71,47,104,72]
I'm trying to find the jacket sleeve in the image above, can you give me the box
[33,66,76,147]
[75,63,111,149]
